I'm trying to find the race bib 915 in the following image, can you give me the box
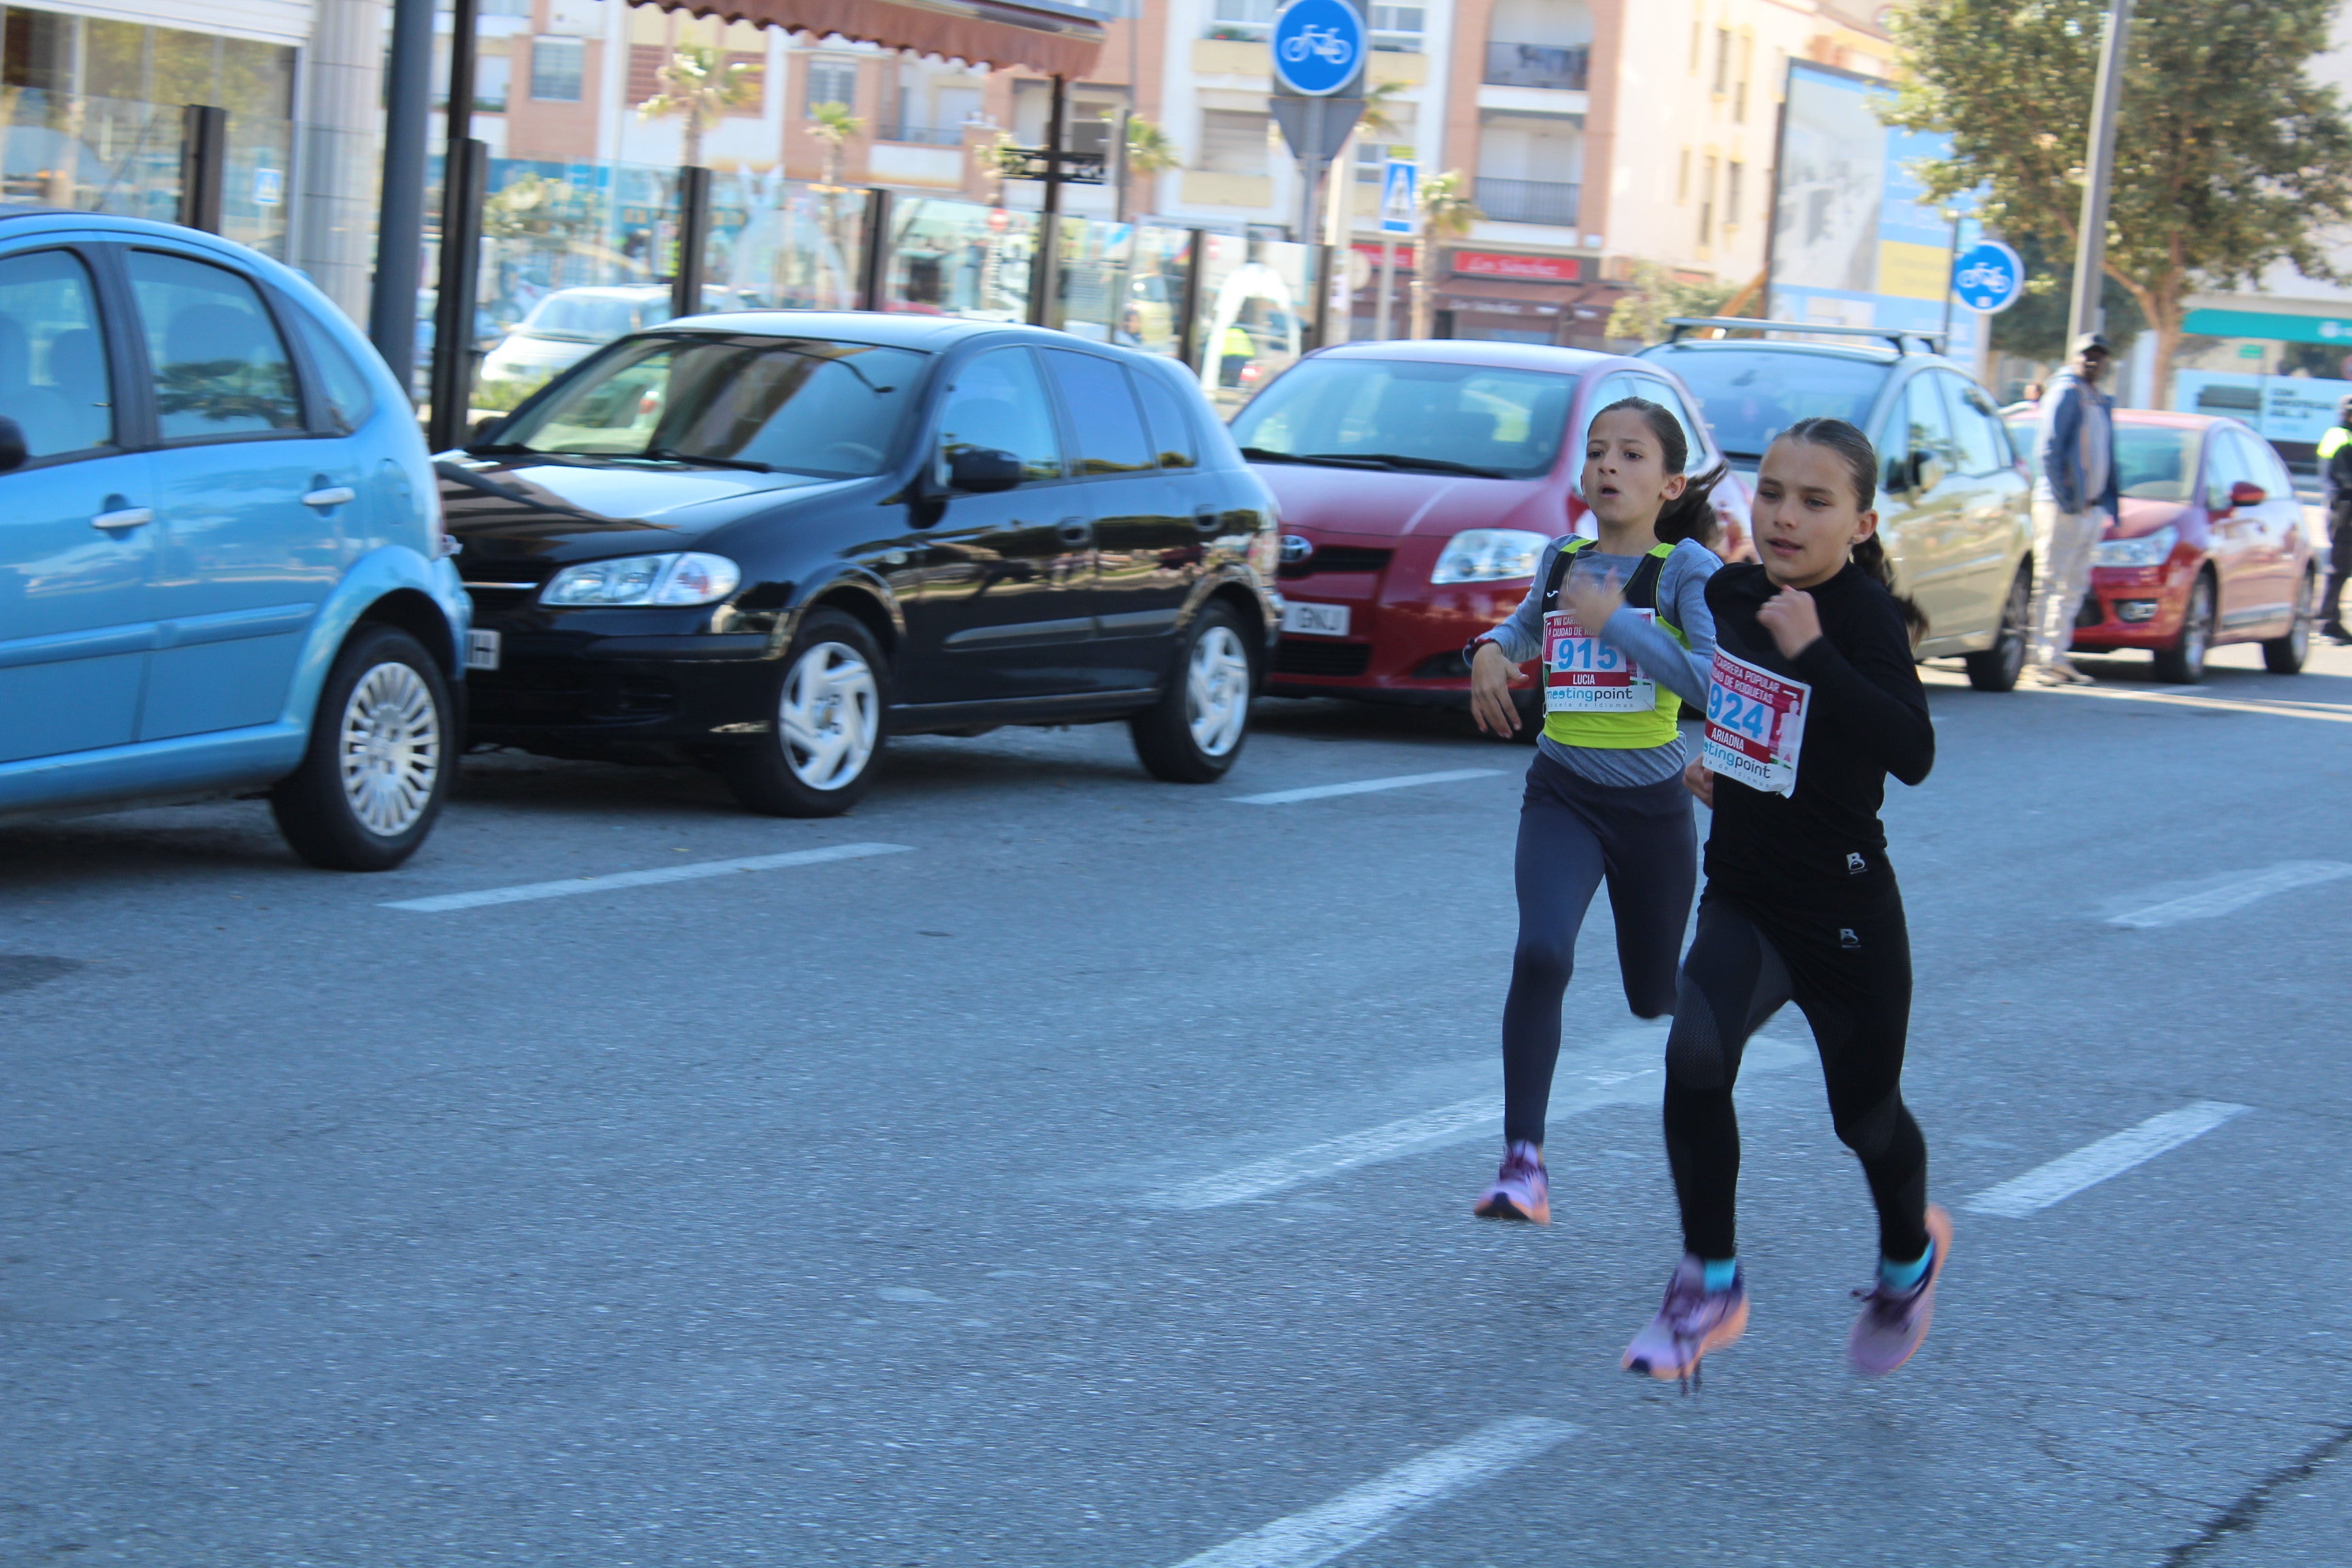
[1542,608,1656,713]
[1702,650,1810,796]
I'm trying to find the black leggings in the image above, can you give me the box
[1502,753,1697,1147]
[1661,893,1929,1262]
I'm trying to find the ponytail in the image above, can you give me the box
[1776,416,1930,643]
[1590,395,1727,549]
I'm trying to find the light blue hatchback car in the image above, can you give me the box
[0,212,470,869]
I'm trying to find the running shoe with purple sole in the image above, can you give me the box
[1847,1204,1954,1377]
[1622,1254,1748,1388]
[1471,1141,1550,1224]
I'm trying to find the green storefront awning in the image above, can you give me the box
[2183,307,2352,344]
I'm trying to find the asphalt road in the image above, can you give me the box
[3,637,2349,1567]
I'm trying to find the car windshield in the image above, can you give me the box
[523,293,651,341]
[2113,423,2202,502]
[493,335,928,479]
[1228,357,1578,480]
[1646,348,1890,460]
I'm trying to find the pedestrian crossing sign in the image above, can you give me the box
[1380,159,1418,235]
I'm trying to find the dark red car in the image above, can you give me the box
[2003,408,2317,681]
[1230,340,1750,712]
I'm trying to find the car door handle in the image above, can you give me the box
[301,485,357,508]
[90,503,152,530]
[1056,517,1092,545]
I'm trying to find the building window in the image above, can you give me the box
[1734,33,1752,121]
[480,0,530,15]
[1368,1,1423,52]
[1676,147,1690,203]
[1199,108,1270,175]
[1698,153,1716,244]
[1726,160,1743,227]
[1208,0,1275,42]
[806,57,856,112]
[530,37,585,101]
[1688,3,1702,73]
[1713,28,1730,95]
[474,52,510,112]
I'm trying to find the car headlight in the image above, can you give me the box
[1431,529,1550,585]
[541,551,742,607]
[2092,523,2177,569]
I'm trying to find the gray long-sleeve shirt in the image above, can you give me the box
[1474,536,1723,787]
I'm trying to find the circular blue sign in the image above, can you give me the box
[1952,240,2025,314]
[1271,0,1365,96]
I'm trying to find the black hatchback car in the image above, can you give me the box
[442,314,1281,814]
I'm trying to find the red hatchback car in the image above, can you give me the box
[1230,340,1750,713]
[2004,408,2317,681]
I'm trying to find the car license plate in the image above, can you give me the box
[1281,601,1350,637]
[466,629,502,672]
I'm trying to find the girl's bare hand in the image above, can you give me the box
[1469,641,1526,736]
[1756,587,1824,659]
[1682,757,1714,807]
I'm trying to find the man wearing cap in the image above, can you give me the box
[2027,333,2120,685]
[2318,395,2352,644]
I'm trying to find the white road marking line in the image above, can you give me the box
[1145,1032,1803,1209]
[1230,769,1503,806]
[1961,1101,2249,1219]
[2040,683,2352,724]
[1168,1416,1577,1568]
[382,843,913,913]
[2106,861,2352,928]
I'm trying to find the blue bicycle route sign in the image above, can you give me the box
[1271,0,1365,96]
[1951,240,2025,314]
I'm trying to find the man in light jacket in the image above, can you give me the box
[2027,333,2120,685]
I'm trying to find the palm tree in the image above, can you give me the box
[1410,169,1480,339]
[1120,115,1179,223]
[806,99,866,190]
[638,44,762,170]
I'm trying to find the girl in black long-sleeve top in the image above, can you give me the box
[1622,418,1950,1387]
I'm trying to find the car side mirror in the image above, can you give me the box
[947,446,1023,493]
[2229,479,2266,508]
[1909,449,1946,493]
[0,415,28,474]
[467,413,506,448]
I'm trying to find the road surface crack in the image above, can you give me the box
[2161,1420,2352,1564]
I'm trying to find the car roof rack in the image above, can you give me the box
[1663,316,1948,355]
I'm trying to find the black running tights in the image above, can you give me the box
[1501,753,1696,1147]
[1661,896,1929,1262]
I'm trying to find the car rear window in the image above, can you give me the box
[1644,347,1889,461]
[1229,357,1577,480]
[2114,424,2202,503]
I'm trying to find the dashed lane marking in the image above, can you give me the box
[1166,1416,1577,1568]
[2106,861,2352,928]
[1229,769,1504,806]
[382,843,914,913]
[1143,1032,1803,1209]
[1961,1101,2249,1218]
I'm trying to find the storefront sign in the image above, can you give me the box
[1452,250,1580,282]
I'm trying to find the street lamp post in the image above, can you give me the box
[2066,0,2134,346]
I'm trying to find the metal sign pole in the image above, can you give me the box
[2067,0,2134,344]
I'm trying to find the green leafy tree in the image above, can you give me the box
[483,173,587,243]
[1605,261,1737,344]
[806,99,866,189]
[1987,232,2144,365]
[638,44,763,169]
[1884,0,2352,403]
[1410,169,1480,339]
[1122,115,1179,219]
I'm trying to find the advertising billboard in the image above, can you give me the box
[1766,60,1981,359]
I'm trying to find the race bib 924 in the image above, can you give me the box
[1541,608,1656,713]
[1701,650,1810,797]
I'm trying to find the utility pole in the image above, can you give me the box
[368,0,434,393]
[2066,0,2132,346]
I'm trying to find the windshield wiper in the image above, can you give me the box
[638,448,773,472]
[1238,446,1386,470]
[1326,453,1509,478]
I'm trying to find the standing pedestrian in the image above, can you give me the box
[1622,417,1947,1387]
[1463,399,1726,1225]
[2026,333,2119,685]
[2318,395,2352,644]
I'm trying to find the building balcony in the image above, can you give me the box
[1482,42,1590,91]
[878,121,969,146]
[1474,177,1580,225]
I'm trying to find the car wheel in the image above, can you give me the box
[1132,601,1254,783]
[1964,564,2031,692]
[2153,571,2215,684]
[723,609,889,817]
[270,623,453,871]
[2262,570,2315,674]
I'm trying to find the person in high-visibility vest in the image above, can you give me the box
[1219,322,1255,389]
[2319,396,2352,644]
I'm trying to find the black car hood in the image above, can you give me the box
[438,454,862,566]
